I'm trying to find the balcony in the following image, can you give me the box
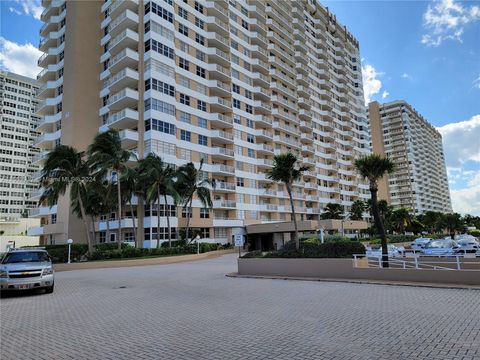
[29,205,58,218]
[36,76,63,99]
[210,164,235,176]
[107,48,139,75]
[210,113,233,128]
[301,145,315,154]
[211,147,234,159]
[39,26,65,52]
[257,158,273,168]
[208,64,231,81]
[212,218,244,227]
[213,200,237,209]
[102,67,139,95]
[38,42,64,68]
[213,182,236,192]
[254,115,272,126]
[257,144,274,154]
[109,28,139,56]
[206,1,229,18]
[33,130,61,149]
[207,48,230,66]
[253,100,271,114]
[107,88,139,111]
[35,94,62,116]
[110,0,139,17]
[108,9,139,37]
[119,129,138,149]
[105,108,139,130]
[209,80,231,97]
[211,130,234,144]
[36,112,62,132]
[32,151,50,165]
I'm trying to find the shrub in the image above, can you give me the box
[22,244,89,263]
[467,229,480,238]
[160,239,187,248]
[95,243,131,251]
[241,250,263,259]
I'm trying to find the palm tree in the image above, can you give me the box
[350,200,365,220]
[139,154,178,248]
[88,130,132,250]
[40,145,95,254]
[71,180,104,244]
[354,154,395,267]
[389,208,411,234]
[267,152,309,250]
[176,160,215,244]
[438,213,465,239]
[121,167,142,247]
[321,202,343,220]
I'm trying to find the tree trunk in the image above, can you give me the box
[164,193,172,248]
[286,184,299,250]
[78,195,94,255]
[117,176,122,250]
[156,189,161,249]
[90,215,96,245]
[370,182,388,268]
[106,213,110,244]
[129,201,136,247]
[185,198,193,244]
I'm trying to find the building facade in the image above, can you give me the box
[368,100,452,215]
[0,71,41,223]
[32,0,370,246]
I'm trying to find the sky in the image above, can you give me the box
[0,0,479,215]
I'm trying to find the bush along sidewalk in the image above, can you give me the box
[23,243,232,263]
[241,241,365,259]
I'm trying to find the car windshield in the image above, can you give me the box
[2,251,50,264]
[425,241,452,249]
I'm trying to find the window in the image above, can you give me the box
[246,119,254,128]
[182,208,191,218]
[178,7,188,19]
[237,177,244,187]
[145,78,175,96]
[196,50,205,62]
[199,228,210,238]
[179,111,191,124]
[246,134,254,143]
[145,2,173,22]
[178,75,190,88]
[196,66,205,78]
[178,40,189,53]
[245,104,253,114]
[245,90,252,99]
[197,100,206,112]
[198,117,207,128]
[232,84,240,94]
[241,19,248,30]
[233,99,241,109]
[178,23,189,36]
[194,1,204,13]
[179,93,190,105]
[195,17,204,29]
[179,57,189,70]
[200,208,209,218]
[99,232,106,243]
[247,148,255,158]
[145,119,176,135]
[181,130,191,142]
[198,134,208,146]
[145,98,176,115]
[179,148,192,161]
[234,114,241,124]
[145,40,174,59]
[195,33,205,45]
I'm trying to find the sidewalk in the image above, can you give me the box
[54,249,235,272]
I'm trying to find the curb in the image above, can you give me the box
[226,273,480,290]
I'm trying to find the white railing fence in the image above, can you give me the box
[353,253,480,271]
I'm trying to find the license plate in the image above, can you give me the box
[18,284,30,290]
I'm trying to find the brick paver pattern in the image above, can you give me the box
[1,254,479,360]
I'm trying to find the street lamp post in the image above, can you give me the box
[67,238,73,264]
[196,235,200,254]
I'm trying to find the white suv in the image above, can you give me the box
[0,249,54,293]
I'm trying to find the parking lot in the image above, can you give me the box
[1,253,479,360]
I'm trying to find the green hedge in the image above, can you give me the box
[242,241,365,259]
[467,229,480,237]
[23,244,89,263]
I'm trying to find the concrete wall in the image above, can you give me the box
[0,236,40,252]
[238,258,480,285]
[0,218,40,235]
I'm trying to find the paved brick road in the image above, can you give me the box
[1,254,479,360]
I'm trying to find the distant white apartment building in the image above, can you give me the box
[368,100,452,214]
[0,71,41,223]
[32,0,370,246]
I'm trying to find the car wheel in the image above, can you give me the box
[45,284,54,294]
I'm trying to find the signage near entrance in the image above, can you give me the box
[234,234,244,247]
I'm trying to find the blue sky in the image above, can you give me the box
[0,0,479,215]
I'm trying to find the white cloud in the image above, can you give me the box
[421,0,480,46]
[362,64,387,105]
[474,75,480,89]
[401,73,413,80]
[0,37,42,78]
[9,0,43,20]
[437,115,480,215]
[381,90,389,99]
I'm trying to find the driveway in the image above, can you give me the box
[1,254,479,359]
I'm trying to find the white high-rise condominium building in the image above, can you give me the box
[32,0,370,246]
[368,100,452,215]
[0,71,41,223]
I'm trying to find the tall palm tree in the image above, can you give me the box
[350,200,365,220]
[88,130,132,250]
[121,167,142,247]
[139,154,178,248]
[439,213,465,239]
[354,154,395,267]
[267,152,309,250]
[40,145,95,254]
[321,202,343,220]
[71,180,104,244]
[176,160,215,244]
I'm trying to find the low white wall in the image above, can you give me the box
[0,236,40,252]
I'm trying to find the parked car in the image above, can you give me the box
[410,237,432,251]
[422,239,457,256]
[0,248,54,293]
[453,237,480,254]
[366,244,405,258]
